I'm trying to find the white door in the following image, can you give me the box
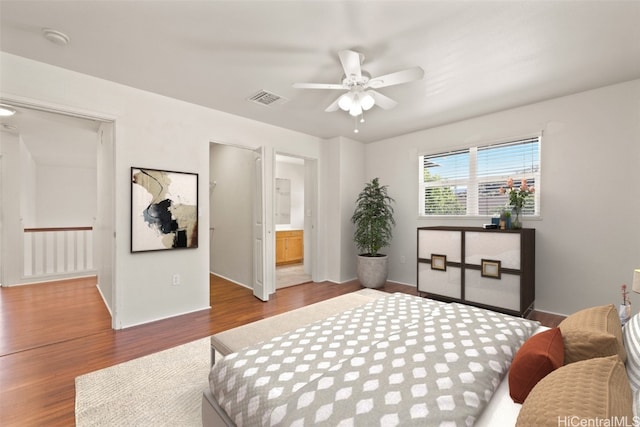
[252,147,268,300]
[96,122,117,327]
[303,158,318,279]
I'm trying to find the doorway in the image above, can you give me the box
[209,142,273,301]
[274,154,314,289]
[209,146,317,295]
[209,143,255,288]
[0,100,116,323]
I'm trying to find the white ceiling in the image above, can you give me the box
[0,105,100,167]
[1,0,639,148]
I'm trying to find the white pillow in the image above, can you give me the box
[622,312,640,416]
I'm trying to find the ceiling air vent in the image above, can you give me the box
[248,90,289,107]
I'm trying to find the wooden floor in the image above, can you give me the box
[0,275,563,426]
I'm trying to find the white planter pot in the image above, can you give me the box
[356,254,389,289]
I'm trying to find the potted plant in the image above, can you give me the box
[351,178,395,288]
[499,209,511,230]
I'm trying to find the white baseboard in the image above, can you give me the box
[209,271,252,290]
[119,305,212,329]
[95,283,113,317]
[4,273,97,287]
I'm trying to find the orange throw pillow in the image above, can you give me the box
[509,327,564,403]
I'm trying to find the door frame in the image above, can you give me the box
[0,95,116,319]
[274,152,319,282]
[209,141,275,299]
[252,146,269,300]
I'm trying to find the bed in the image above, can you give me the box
[203,292,638,426]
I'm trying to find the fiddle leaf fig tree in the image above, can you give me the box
[351,178,395,257]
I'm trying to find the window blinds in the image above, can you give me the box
[420,136,540,216]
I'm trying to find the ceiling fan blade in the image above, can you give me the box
[368,66,424,89]
[324,96,342,112]
[369,90,398,110]
[293,83,345,90]
[338,49,362,79]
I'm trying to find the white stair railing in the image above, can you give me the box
[23,227,95,279]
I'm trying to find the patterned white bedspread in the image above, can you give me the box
[209,293,538,426]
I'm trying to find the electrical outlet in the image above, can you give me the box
[172,274,180,286]
[400,256,406,264]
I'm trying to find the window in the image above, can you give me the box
[419,136,540,217]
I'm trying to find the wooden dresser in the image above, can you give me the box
[417,226,535,317]
[276,230,303,266]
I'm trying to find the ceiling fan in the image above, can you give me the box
[293,49,424,119]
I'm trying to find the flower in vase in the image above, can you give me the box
[620,283,631,325]
[622,284,629,305]
[499,178,535,209]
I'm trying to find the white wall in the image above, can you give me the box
[321,138,344,283]
[0,132,24,286]
[340,138,367,281]
[19,137,36,227]
[0,52,329,328]
[209,143,253,287]
[35,165,96,227]
[2,136,96,287]
[321,136,366,283]
[367,79,640,315]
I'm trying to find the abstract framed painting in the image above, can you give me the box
[131,167,198,252]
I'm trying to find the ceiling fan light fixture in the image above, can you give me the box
[349,101,363,117]
[294,49,423,132]
[360,92,375,111]
[338,93,354,111]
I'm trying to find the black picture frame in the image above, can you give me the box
[131,167,198,252]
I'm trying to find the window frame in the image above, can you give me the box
[418,134,542,219]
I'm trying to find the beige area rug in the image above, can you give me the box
[76,337,216,426]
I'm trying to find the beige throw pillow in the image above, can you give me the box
[516,356,633,426]
[558,304,626,364]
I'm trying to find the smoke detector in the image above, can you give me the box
[42,28,70,46]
